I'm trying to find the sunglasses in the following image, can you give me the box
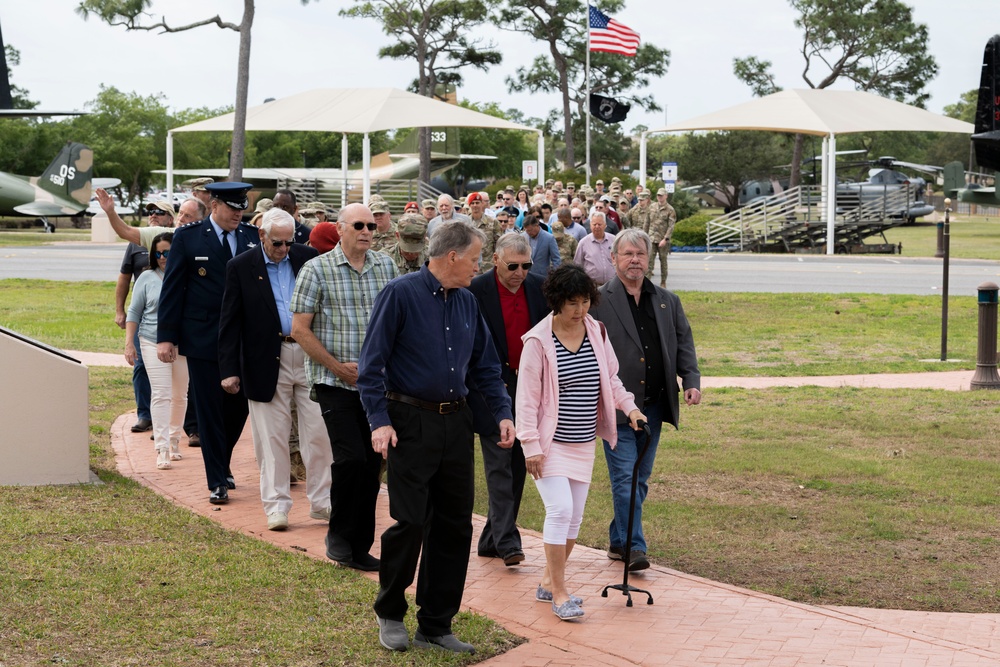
[269,239,294,247]
[154,250,170,259]
[571,216,583,221]
[352,221,378,231]
[148,209,169,216]
[504,261,533,271]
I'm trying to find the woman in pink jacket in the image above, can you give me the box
[516,264,645,621]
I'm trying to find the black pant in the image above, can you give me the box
[183,384,198,436]
[477,433,525,557]
[314,384,381,559]
[186,357,248,490]
[373,400,475,637]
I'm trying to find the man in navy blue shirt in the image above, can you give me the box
[358,222,515,655]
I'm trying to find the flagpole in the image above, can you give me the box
[585,4,591,187]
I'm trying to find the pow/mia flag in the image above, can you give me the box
[589,93,630,124]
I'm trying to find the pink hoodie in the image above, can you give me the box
[515,312,638,460]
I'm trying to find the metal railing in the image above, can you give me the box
[706,183,919,252]
[706,186,822,251]
[276,178,444,216]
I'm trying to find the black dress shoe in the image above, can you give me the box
[325,533,352,562]
[502,550,525,567]
[342,553,380,572]
[131,418,152,433]
[187,433,200,447]
[209,486,229,505]
[226,476,236,490]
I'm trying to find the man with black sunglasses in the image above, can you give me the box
[468,233,547,568]
[291,203,397,571]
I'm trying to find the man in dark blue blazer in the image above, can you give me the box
[218,209,333,529]
[467,233,548,566]
[157,182,257,504]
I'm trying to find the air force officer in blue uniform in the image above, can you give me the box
[157,182,257,504]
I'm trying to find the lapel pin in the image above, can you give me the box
[198,268,207,277]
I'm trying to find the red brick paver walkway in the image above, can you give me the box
[110,403,1000,666]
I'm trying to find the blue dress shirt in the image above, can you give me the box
[357,265,513,430]
[210,218,237,256]
[262,246,294,336]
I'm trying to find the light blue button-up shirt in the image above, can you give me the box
[210,218,237,256]
[262,246,294,336]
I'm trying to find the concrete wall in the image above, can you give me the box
[89,211,119,243]
[0,329,90,485]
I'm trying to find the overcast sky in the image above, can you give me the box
[3,0,993,138]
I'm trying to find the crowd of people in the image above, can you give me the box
[100,175,700,653]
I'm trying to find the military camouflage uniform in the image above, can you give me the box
[648,201,677,285]
[556,234,578,265]
[384,243,427,275]
[370,221,397,253]
[469,215,503,274]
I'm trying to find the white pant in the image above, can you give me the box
[533,475,590,545]
[248,342,333,516]
[139,336,188,452]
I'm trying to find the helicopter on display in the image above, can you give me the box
[834,156,936,222]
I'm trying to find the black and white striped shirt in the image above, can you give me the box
[553,332,601,443]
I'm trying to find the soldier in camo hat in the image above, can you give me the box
[368,195,396,253]
[382,213,428,275]
[648,188,677,287]
[299,201,328,226]
[185,177,214,206]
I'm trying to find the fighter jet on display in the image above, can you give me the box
[0,142,124,227]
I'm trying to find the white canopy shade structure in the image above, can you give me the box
[638,89,974,254]
[166,87,543,203]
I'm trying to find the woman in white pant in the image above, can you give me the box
[516,264,644,621]
[125,232,188,470]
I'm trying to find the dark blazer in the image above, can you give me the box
[218,243,318,403]
[591,276,700,428]
[467,269,548,436]
[157,217,261,361]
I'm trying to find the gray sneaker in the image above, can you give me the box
[376,615,408,651]
[413,631,475,654]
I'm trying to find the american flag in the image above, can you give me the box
[589,6,640,57]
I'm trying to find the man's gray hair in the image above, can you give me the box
[183,197,207,218]
[495,232,531,259]
[428,221,486,258]
[612,228,652,256]
[437,193,454,206]
[590,211,606,225]
[260,208,296,236]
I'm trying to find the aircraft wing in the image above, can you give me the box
[14,201,84,216]
[92,177,122,189]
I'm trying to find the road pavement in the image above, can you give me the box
[2,243,999,295]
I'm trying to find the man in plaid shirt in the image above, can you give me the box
[291,203,398,571]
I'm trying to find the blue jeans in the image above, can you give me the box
[602,400,663,553]
[132,330,152,421]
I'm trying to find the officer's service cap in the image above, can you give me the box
[206,182,253,210]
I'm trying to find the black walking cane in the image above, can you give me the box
[601,420,654,607]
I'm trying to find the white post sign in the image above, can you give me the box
[522,160,538,182]
[663,183,676,193]
[662,162,678,182]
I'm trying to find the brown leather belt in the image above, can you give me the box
[280,335,296,343]
[386,391,466,415]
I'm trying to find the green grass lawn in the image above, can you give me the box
[0,280,982,373]
[885,216,1000,260]
[478,385,1000,613]
[0,228,93,246]
[1,367,519,667]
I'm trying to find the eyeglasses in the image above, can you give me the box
[571,216,583,222]
[504,261,533,271]
[154,250,170,259]
[148,210,169,216]
[269,239,294,247]
[352,222,378,231]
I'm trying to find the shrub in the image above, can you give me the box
[671,212,712,247]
